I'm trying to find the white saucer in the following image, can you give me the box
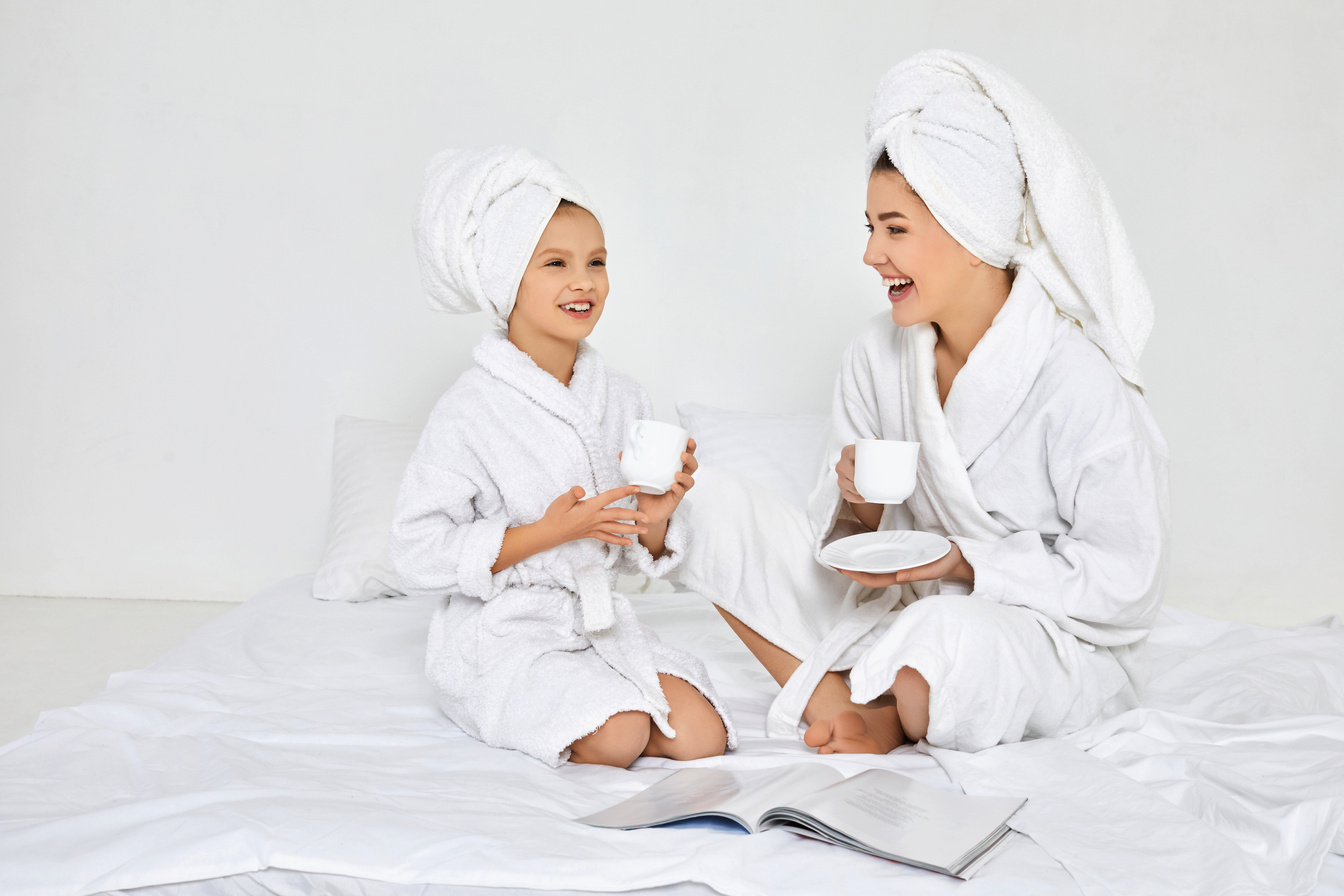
[819,530,952,574]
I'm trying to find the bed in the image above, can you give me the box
[2,407,1342,896]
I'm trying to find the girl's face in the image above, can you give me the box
[509,205,608,343]
[863,171,983,329]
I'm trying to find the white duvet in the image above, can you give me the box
[0,574,1341,896]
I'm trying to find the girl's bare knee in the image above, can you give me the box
[660,699,727,761]
[568,710,651,768]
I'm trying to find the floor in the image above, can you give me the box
[0,595,236,745]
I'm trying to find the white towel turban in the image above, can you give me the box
[867,50,1154,389]
[414,146,598,330]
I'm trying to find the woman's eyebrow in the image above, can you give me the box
[877,211,907,221]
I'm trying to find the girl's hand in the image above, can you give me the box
[835,541,974,589]
[540,485,649,547]
[837,444,882,531]
[634,438,698,526]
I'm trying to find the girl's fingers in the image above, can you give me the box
[599,508,648,523]
[594,533,634,546]
[593,484,642,506]
[603,523,648,535]
[686,438,697,454]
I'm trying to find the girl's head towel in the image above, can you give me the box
[867,50,1153,389]
[414,146,597,330]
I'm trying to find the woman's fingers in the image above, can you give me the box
[681,449,699,475]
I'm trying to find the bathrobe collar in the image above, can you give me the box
[939,269,1058,468]
[472,329,618,492]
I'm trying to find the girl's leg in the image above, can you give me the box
[716,606,905,754]
[643,674,728,760]
[569,710,652,768]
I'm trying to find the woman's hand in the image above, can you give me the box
[835,540,974,589]
[837,444,883,531]
[634,438,698,527]
[539,484,649,547]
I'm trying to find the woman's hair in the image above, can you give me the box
[871,151,923,203]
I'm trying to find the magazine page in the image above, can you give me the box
[577,764,843,832]
[761,769,1023,872]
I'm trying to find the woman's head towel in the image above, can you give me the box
[867,50,1153,389]
[414,146,597,330]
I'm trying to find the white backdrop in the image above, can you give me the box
[1,1,1340,626]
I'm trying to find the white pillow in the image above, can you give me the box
[312,416,422,602]
[676,402,829,509]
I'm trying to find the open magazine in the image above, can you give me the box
[577,763,1024,879]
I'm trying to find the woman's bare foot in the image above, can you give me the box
[803,704,905,754]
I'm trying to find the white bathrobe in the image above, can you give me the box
[390,330,736,767]
[692,271,1168,751]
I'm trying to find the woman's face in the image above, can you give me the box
[509,205,608,343]
[863,170,982,329]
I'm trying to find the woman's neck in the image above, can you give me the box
[931,268,1013,404]
[933,269,1013,366]
[508,325,580,386]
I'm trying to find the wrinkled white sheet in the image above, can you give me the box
[0,576,1340,896]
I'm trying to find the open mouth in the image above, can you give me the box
[882,276,913,303]
[560,301,594,319]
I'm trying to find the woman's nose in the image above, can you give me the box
[862,235,885,267]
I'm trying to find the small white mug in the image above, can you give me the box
[853,438,920,504]
[620,420,690,495]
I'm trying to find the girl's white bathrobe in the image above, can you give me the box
[693,270,1168,751]
[390,330,736,767]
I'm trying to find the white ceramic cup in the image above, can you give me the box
[620,420,690,495]
[853,438,920,504]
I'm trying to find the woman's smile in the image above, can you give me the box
[882,276,914,303]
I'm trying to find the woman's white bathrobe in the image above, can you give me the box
[390,330,736,767]
[692,271,1168,751]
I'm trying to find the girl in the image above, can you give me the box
[702,50,1168,754]
[391,147,734,768]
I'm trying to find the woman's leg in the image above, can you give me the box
[716,607,905,754]
[643,674,728,760]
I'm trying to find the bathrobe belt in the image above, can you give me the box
[574,564,616,633]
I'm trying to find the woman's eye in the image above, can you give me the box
[864,223,874,234]
[887,227,906,235]
[589,258,606,267]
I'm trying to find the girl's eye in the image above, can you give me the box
[546,259,564,267]
[589,258,606,267]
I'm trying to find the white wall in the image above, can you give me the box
[1,1,1340,626]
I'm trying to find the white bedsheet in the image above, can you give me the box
[0,575,1341,896]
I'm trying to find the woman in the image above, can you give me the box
[699,50,1168,754]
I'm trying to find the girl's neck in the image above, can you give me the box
[508,325,580,387]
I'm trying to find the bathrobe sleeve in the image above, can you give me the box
[390,420,511,603]
[805,330,903,557]
[953,437,1168,647]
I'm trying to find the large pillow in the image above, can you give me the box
[676,402,829,509]
[311,416,422,602]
